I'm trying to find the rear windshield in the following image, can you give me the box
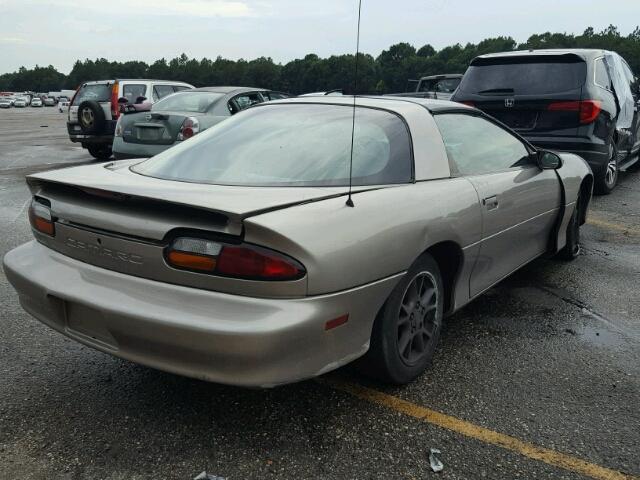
[459,57,587,95]
[152,91,225,113]
[72,83,111,105]
[133,104,413,187]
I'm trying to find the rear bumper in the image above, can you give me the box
[112,137,176,159]
[523,135,609,175]
[67,120,116,145]
[3,241,400,387]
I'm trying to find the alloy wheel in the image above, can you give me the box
[81,108,94,128]
[397,271,439,366]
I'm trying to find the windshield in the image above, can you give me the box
[152,91,225,113]
[459,57,586,95]
[133,103,413,187]
[72,83,112,105]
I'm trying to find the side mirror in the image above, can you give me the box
[135,96,147,104]
[118,97,129,104]
[537,151,562,170]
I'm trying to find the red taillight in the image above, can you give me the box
[459,101,475,108]
[28,199,55,236]
[217,246,303,280]
[547,100,602,124]
[166,237,305,281]
[178,117,200,140]
[111,82,120,119]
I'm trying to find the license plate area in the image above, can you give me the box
[490,110,538,130]
[137,127,163,141]
[63,300,118,350]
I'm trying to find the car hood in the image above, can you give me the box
[26,159,380,234]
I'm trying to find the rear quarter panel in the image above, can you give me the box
[244,179,482,296]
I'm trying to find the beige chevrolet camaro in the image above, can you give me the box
[4,96,593,387]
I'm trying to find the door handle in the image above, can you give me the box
[482,195,499,210]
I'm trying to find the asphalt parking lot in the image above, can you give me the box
[1,107,638,480]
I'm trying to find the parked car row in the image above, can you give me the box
[66,79,289,159]
[0,93,70,109]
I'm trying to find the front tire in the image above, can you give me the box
[87,145,112,160]
[360,253,444,384]
[594,142,618,195]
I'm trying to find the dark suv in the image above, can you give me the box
[452,49,640,193]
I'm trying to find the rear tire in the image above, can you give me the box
[594,142,618,195]
[558,196,581,261]
[359,253,444,384]
[87,145,112,160]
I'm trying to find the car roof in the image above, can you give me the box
[420,74,463,80]
[475,48,609,62]
[190,86,267,94]
[81,79,193,85]
[265,95,473,113]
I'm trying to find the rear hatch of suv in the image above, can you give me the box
[455,53,588,137]
[68,81,115,131]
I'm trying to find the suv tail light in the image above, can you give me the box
[177,117,200,140]
[29,199,55,236]
[110,81,120,120]
[547,100,602,124]
[166,237,306,281]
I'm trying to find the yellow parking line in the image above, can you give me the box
[587,215,640,236]
[320,378,638,480]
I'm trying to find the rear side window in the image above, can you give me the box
[123,84,147,103]
[72,84,111,105]
[153,84,175,101]
[174,85,191,92]
[459,57,587,95]
[436,78,460,93]
[134,104,413,187]
[151,91,224,113]
[434,114,530,175]
[595,58,612,90]
[228,92,264,114]
[263,91,288,101]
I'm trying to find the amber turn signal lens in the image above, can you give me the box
[28,200,55,236]
[167,250,217,272]
[32,216,55,236]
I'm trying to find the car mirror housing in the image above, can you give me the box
[118,97,129,104]
[537,151,563,170]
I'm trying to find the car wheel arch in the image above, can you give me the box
[578,175,594,225]
[415,241,464,316]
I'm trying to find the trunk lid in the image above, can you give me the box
[27,159,353,238]
[122,111,188,145]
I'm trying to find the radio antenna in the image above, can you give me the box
[346,0,363,208]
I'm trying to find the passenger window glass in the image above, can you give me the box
[153,85,175,101]
[595,58,612,89]
[233,93,263,111]
[123,84,147,103]
[435,79,459,93]
[434,114,531,175]
[264,91,288,100]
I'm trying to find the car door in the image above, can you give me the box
[620,59,640,155]
[434,112,562,297]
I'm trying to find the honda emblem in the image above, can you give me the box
[505,98,515,108]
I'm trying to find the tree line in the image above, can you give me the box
[1,25,639,95]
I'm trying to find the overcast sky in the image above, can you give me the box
[0,0,638,74]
